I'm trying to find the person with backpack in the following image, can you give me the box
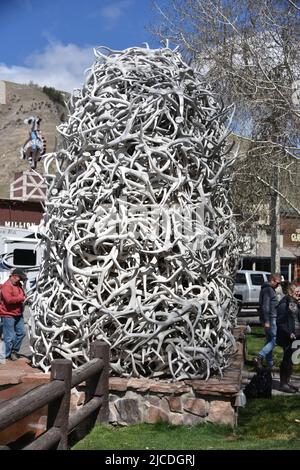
[254,272,282,370]
[276,283,300,393]
[0,269,27,361]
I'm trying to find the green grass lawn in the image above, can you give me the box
[73,396,300,450]
[245,325,300,373]
[74,326,300,451]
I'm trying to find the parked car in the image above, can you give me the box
[234,270,271,309]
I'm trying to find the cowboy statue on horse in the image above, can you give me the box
[21,116,46,170]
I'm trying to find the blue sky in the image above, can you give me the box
[0,0,161,92]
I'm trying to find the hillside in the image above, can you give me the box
[0,81,68,198]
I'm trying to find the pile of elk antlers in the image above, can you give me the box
[29,45,239,379]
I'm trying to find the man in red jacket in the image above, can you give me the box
[0,268,27,361]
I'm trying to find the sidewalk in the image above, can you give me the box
[0,357,49,386]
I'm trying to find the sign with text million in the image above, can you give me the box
[4,221,37,229]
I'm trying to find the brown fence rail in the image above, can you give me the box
[0,341,110,450]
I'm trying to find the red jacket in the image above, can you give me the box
[0,279,26,317]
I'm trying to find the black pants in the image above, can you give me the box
[281,344,293,369]
[280,343,295,383]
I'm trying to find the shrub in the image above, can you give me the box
[42,86,65,107]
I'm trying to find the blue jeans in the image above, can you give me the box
[1,315,25,358]
[258,317,277,368]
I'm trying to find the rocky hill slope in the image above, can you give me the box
[0,81,68,198]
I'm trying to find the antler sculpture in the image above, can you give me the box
[29,45,240,379]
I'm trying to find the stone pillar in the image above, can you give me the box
[0,81,6,105]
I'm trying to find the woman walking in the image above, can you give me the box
[276,283,300,393]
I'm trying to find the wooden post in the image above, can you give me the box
[68,341,110,446]
[87,341,110,423]
[47,359,72,450]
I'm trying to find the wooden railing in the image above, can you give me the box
[0,341,110,450]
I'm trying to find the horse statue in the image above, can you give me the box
[21,116,46,170]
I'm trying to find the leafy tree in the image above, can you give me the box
[152,0,300,271]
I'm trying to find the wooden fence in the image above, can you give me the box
[0,341,110,450]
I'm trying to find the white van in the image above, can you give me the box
[0,225,43,290]
[234,270,271,307]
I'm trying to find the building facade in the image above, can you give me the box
[0,198,43,229]
[240,215,300,281]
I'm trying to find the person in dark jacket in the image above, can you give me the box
[0,269,27,361]
[276,283,300,393]
[254,272,281,370]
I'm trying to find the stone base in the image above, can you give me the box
[71,328,245,428]
[108,384,235,427]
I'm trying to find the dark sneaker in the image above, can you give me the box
[9,352,18,361]
[289,383,299,392]
[253,356,263,371]
[280,383,296,393]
